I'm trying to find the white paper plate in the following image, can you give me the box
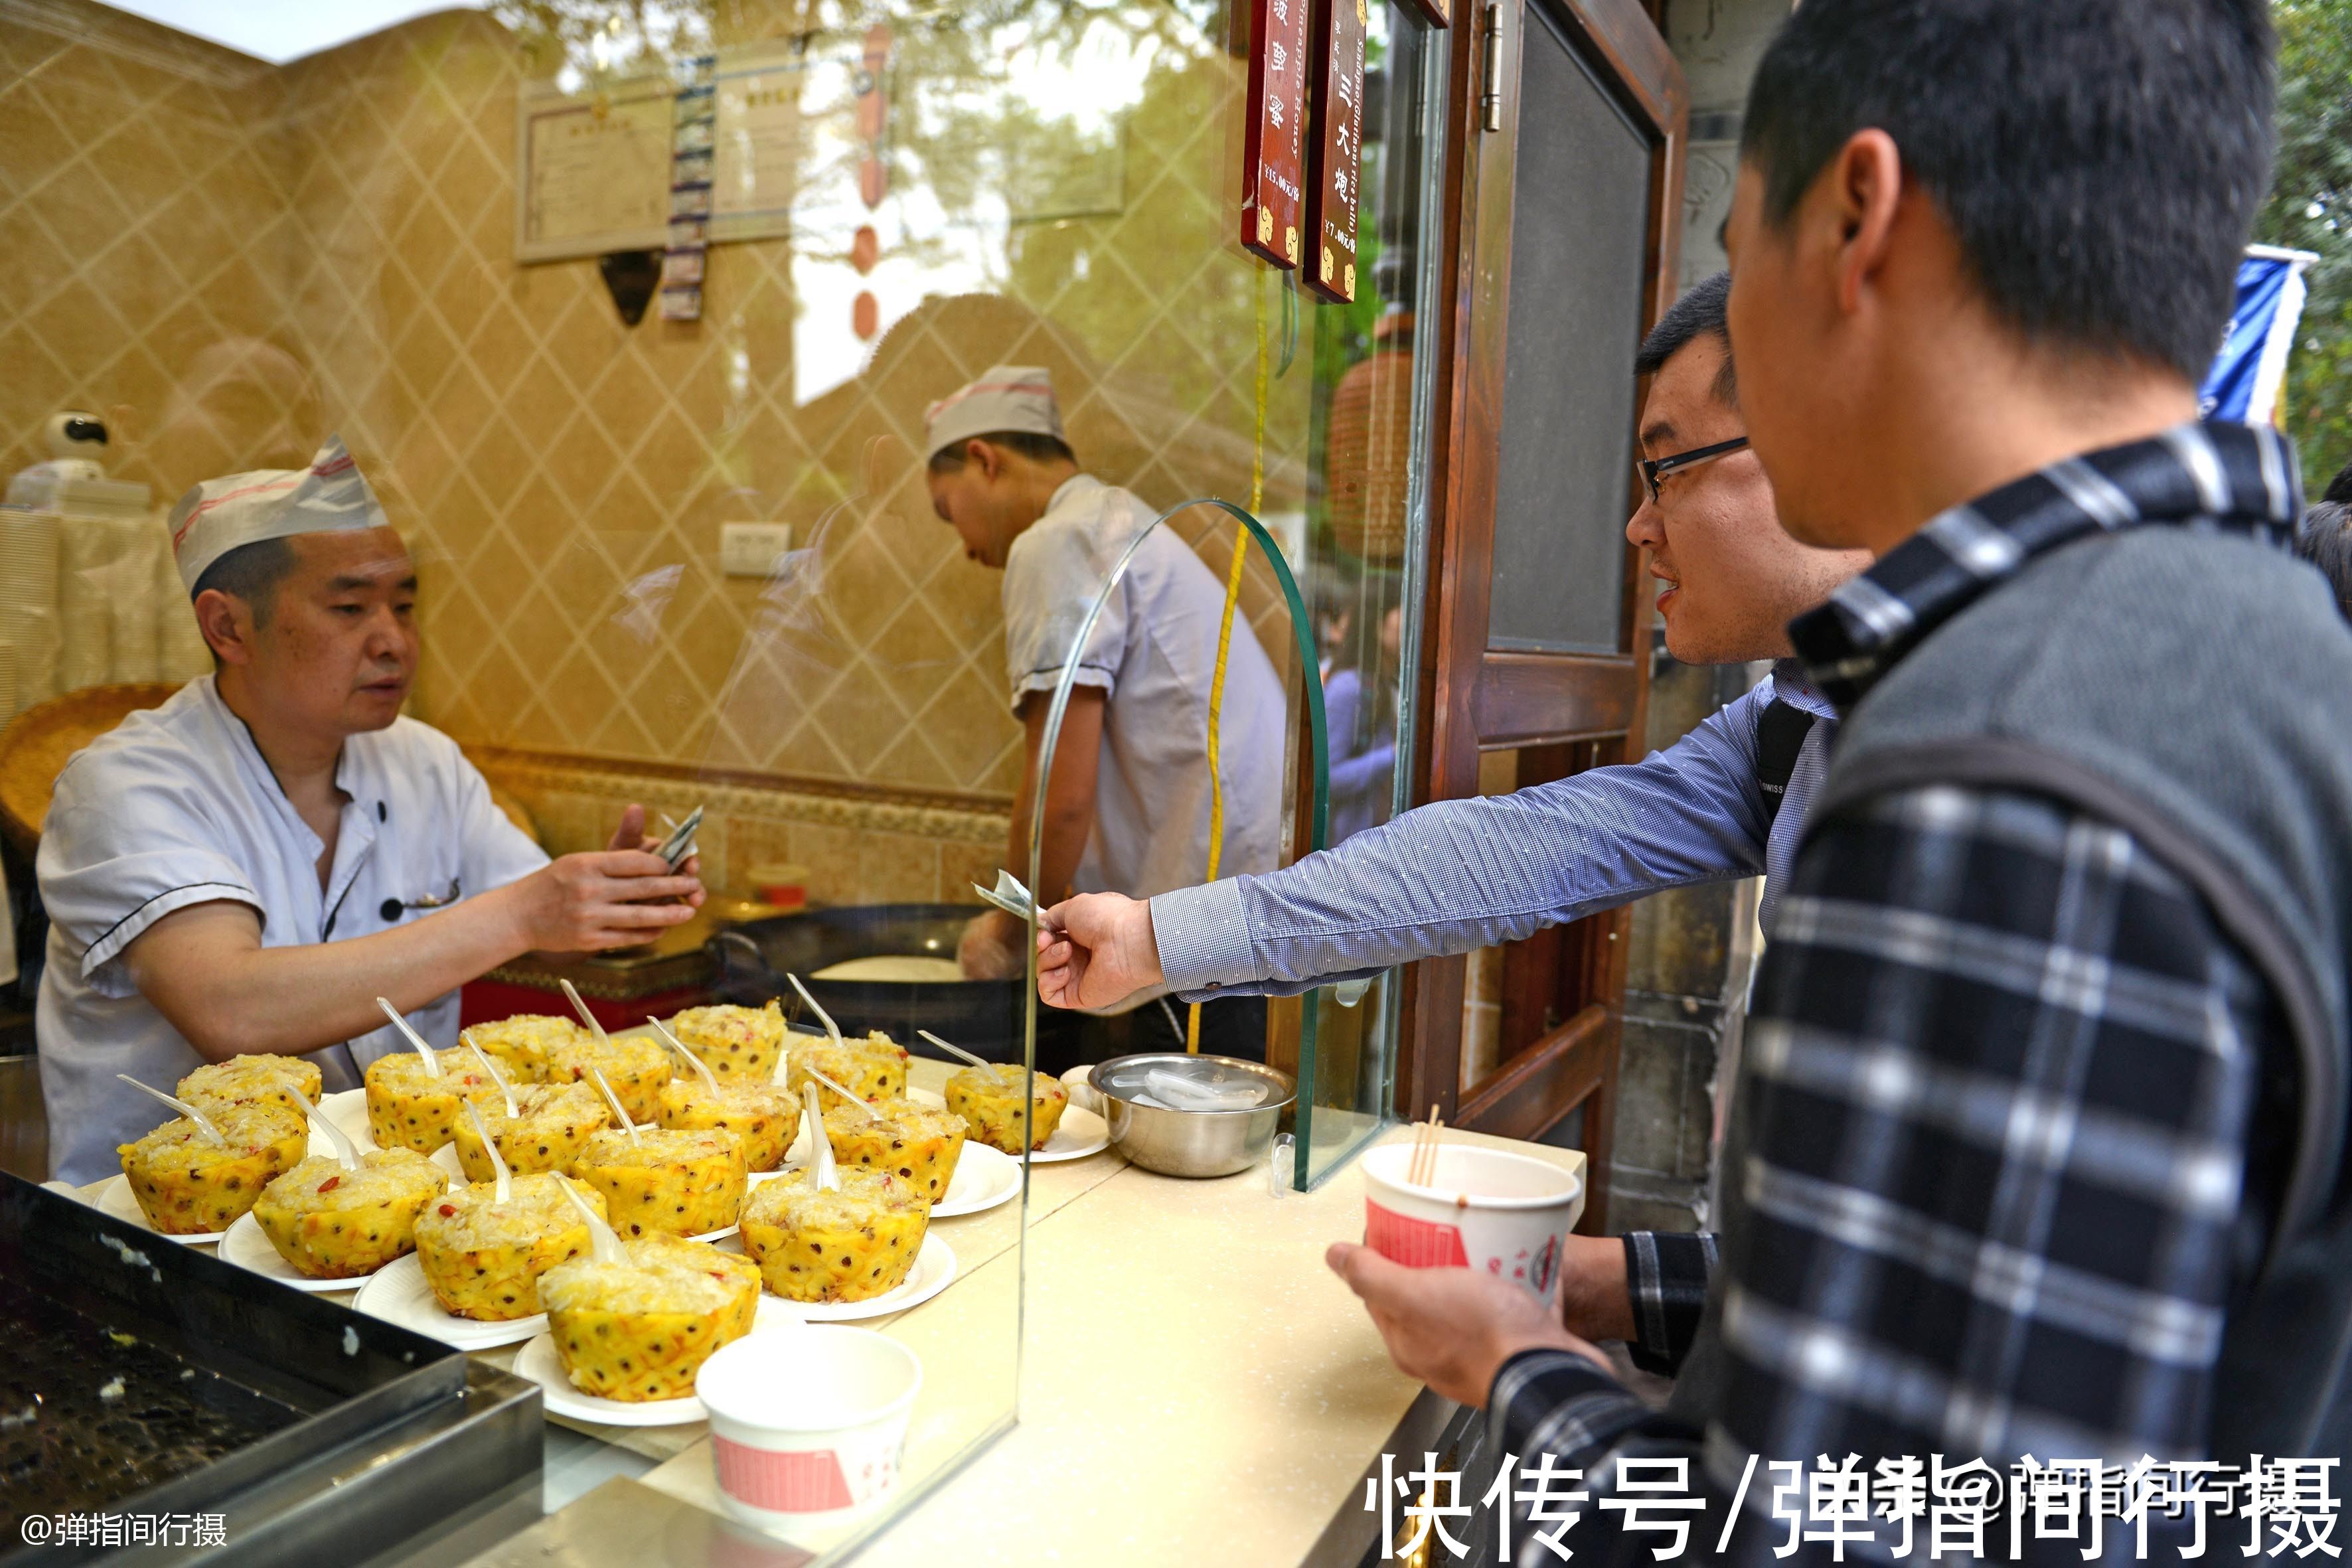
[314,1088,378,1155]
[93,1174,227,1245]
[719,1232,956,1322]
[931,1143,1018,1218]
[351,1253,546,1350]
[514,1296,802,1427]
[218,1210,395,1293]
[907,1086,1108,1164]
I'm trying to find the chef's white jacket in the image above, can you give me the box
[36,676,547,1182]
[1000,474,1285,911]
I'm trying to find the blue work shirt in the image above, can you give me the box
[1151,660,1836,998]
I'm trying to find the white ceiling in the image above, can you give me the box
[95,1,490,65]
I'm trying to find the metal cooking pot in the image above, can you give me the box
[708,903,1017,1053]
[1071,1054,1295,1178]
[706,903,1093,1071]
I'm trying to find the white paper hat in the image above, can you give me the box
[923,366,1064,463]
[169,433,390,593]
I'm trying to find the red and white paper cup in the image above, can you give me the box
[1360,1141,1584,1306]
[695,1328,922,1528]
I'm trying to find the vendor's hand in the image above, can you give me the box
[958,910,1026,980]
[1036,892,1162,1010]
[1326,1242,1610,1409]
[605,803,703,887]
[506,848,703,953]
[1556,1233,1637,1344]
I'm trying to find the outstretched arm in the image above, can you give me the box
[123,840,701,1061]
[1038,681,1776,1010]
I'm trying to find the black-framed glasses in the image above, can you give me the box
[1638,436,1749,505]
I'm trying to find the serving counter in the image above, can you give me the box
[75,1058,1583,1567]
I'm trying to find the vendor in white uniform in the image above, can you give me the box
[924,368,1284,1060]
[37,436,703,1182]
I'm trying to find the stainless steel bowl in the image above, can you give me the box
[1077,1054,1296,1178]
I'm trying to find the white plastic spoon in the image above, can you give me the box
[916,1029,990,1071]
[784,973,842,1048]
[461,1031,517,1117]
[804,1066,882,1121]
[375,998,441,1077]
[801,1083,838,1192]
[117,1075,226,1144]
[587,1065,641,1144]
[459,1097,512,1203]
[297,1087,360,1172]
[649,1017,720,1094]
[557,978,611,1046]
[559,1174,626,1266]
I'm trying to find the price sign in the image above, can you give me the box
[1241,0,1310,268]
[1303,0,1368,301]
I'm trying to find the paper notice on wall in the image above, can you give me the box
[708,42,837,243]
[516,75,674,262]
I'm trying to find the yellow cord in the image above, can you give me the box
[1188,274,1271,1055]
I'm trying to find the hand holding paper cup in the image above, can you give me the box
[1359,1139,1584,1307]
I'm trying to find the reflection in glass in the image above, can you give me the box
[3,0,1447,1550]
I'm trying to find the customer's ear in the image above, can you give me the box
[1824,128,1905,317]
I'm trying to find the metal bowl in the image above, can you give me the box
[1077,1054,1296,1179]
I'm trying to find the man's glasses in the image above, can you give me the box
[1638,436,1749,505]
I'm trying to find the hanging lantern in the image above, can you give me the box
[1324,313,1414,562]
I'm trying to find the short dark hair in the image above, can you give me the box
[926,429,1077,476]
[2299,502,2352,621]
[1739,0,2275,383]
[2325,459,2352,507]
[191,536,298,628]
[1634,272,1736,406]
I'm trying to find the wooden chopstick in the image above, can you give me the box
[1410,1101,1443,1186]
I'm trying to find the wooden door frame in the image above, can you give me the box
[1393,0,1687,1217]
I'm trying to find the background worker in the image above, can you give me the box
[925,367,1284,1062]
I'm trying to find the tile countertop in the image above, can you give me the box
[636,1114,1586,1567]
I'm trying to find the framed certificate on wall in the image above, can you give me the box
[514,74,674,262]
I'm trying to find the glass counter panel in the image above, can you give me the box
[4,0,1449,1552]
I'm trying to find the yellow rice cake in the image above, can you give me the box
[177,1055,324,1118]
[538,1233,761,1402]
[740,1167,928,1303]
[460,1014,586,1083]
[118,1103,309,1235]
[944,1061,1070,1154]
[364,1049,506,1154]
[453,1082,610,1182]
[822,1097,969,1206]
[544,1033,672,1125]
[572,1127,745,1239]
[665,1002,785,1083]
[655,1079,794,1172]
[785,1030,909,1105]
[250,1148,447,1279]
[413,1173,605,1320]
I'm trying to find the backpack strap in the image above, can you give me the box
[1753,698,1817,828]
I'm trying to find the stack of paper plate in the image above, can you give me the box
[0,509,59,716]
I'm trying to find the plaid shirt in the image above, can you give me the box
[1490,423,2306,1566]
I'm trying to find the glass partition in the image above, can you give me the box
[1,0,1444,1551]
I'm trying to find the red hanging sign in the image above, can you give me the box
[1302,0,1367,302]
[1241,0,1310,268]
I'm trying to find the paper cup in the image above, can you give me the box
[1360,1142,1583,1306]
[696,1327,921,1526]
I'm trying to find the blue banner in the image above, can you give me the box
[2199,249,2315,426]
